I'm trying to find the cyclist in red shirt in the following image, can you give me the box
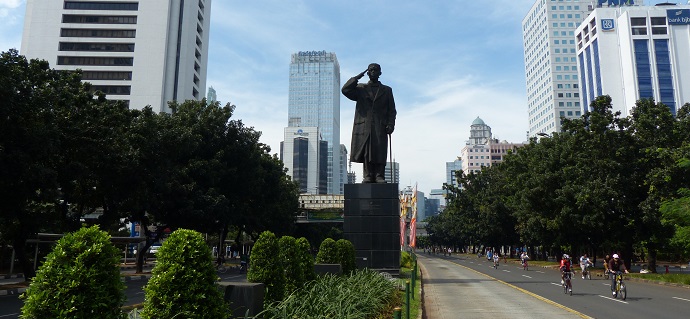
[559,254,572,284]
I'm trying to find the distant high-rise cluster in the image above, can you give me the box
[21,0,212,112]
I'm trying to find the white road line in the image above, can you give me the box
[536,271,544,274]
[522,275,532,278]
[551,282,562,286]
[502,269,511,272]
[599,295,628,304]
[0,314,20,318]
[673,297,690,302]
[602,283,611,286]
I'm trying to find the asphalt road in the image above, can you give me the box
[0,271,247,318]
[419,253,690,319]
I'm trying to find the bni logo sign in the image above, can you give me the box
[601,19,615,31]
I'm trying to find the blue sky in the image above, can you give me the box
[0,0,672,194]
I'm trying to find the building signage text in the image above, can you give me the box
[298,50,327,57]
[294,129,310,136]
[668,9,690,25]
[597,0,634,6]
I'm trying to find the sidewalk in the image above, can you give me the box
[0,263,155,296]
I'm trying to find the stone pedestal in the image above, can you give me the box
[217,282,264,318]
[344,183,400,274]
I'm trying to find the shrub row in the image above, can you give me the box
[21,226,229,319]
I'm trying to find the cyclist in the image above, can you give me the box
[216,252,226,269]
[559,254,572,289]
[579,254,592,279]
[603,254,611,277]
[520,251,529,268]
[493,251,500,268]
[608,254,629,297]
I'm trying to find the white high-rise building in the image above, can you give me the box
[459,117,525,176]
[21,0,211,113]
[576,3,690,116]
[286,51,341,194]
[523,0,592,136]
[281,127,325,194]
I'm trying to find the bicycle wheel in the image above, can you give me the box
[563,282,568,294]
[620,282,626,300]
[219,265,227,274]
[586,271,591,280]
[569,282,572,296]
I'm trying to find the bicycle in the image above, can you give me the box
[581,263,592,280]
[562,271,573,295]
[216,263,228,274]
[521,258,528,271]
[612,271,627,300]
[604,268,610,280]
[493,257,500,269]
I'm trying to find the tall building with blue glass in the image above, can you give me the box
[286,51,342,194]
[576,3,690,116]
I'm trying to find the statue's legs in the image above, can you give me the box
[362,161,375,183]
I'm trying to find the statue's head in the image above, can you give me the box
[367,63,381,81]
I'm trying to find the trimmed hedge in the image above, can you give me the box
[315,238,338,264]
[140,229,228,319]
[336,239,356,275]
[20,225,126,319]
[278,235,301,295]
[296,237,315,283]
[247,230,285,304]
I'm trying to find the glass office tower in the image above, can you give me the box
[287,51,341,194]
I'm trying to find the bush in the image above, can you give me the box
[315,238,338,264]
[278,236,301,294]
[140,229,228,319]
[336,239,356,275]
[247,230,285,304]
[20,225,126,319]
[296,237,315,283]
[400,251,413,268]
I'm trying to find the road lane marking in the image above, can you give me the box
[522,275,532,278]
[0,314,20,318]
[673,297,690,302]
[551,283,562,287]
[598,295,628,304]
[441,259,592,318]
[536,271,545,274]
[502,269,511,272]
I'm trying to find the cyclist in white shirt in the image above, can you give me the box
[579,254,592,279]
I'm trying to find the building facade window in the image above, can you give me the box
[60,28,136,38]
[91,85,131,95]
[654,39,675,114]
[59,42,134,52]
[62,15,137,24]
[82,71,132,81]
[64,2,139,10]
[57,56,134,66]
[634,40,653,99]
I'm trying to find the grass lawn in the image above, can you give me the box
[400,266,421,319]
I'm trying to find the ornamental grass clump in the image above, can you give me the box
[140,229,228,319]
[247,230,285,304]
[20,225,126,319]
[258,269,401,319]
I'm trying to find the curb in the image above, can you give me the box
[1,274,25,280]
[0,287,27,296]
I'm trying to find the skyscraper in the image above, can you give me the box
[286,51,341,194]
[21,0,211,113]
[523,0,592,136]
[576,3,690,116]
[207,86,217,103]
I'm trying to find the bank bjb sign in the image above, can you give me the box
[597,0,634,6]
[668,9,690,25]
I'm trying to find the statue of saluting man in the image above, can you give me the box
[342,63,397,183]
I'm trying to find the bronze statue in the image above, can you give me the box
[342,63,397,183]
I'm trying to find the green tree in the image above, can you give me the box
[141,229,228,319]
[0,49,94,278]
[20,226,125,319]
